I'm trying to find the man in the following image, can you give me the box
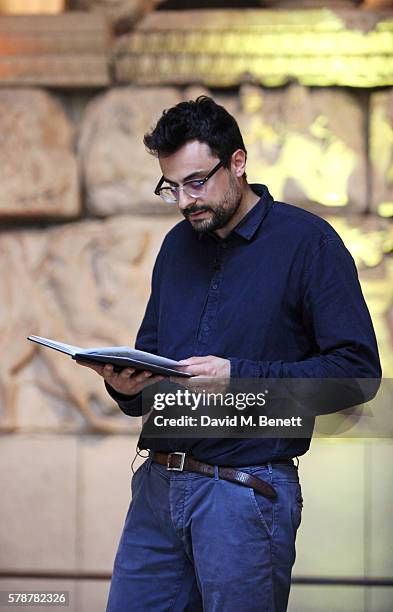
[79,96,381,611]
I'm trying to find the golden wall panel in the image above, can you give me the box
[115,9,393,87]
[234,84,367,213]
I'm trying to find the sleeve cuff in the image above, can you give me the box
[104,380,143,417]
[229,357,261,378]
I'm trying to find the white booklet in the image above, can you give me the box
[27,335,192,378]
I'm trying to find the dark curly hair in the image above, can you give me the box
[143,96,247,167]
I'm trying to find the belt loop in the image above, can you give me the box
[214,465,219,481]
[267,462,273,475]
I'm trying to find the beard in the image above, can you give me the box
[182,175,242,234]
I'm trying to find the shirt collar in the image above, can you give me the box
[197,184,274,243]
[194,183,273,242]
[232,184,274,241]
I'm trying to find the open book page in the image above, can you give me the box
[82,346,181,368]
[27,335,81,356]
[27,336,190,377]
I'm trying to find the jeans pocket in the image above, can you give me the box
[249,488,275,537]
[131,459,148,497]
[291,484,303,531]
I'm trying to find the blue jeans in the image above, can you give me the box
[106,457,303,612]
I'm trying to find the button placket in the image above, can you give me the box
[195,244,226,350]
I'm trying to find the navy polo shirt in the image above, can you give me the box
[106,184,381,466]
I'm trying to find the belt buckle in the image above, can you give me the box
[166,452,186,471]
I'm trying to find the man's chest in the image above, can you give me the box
[156,241,306,360]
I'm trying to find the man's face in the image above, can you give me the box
[158,140,243,234]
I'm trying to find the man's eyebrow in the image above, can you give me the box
[162,169,206,185]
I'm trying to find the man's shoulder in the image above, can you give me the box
[165,218,192,239]
[271,200,343,245]
[157,218,195,255]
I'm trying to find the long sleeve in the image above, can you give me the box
[229,238,381,410]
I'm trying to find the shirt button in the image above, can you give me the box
[212,283,218,290]
[221,243,228,249]
[203,324,210,331]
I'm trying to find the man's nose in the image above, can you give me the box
[177,188,197,211]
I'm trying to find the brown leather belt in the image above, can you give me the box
[151,451,292,500]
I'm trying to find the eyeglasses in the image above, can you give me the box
[154,160,225,204]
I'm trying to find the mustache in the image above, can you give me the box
[183,205,212,218]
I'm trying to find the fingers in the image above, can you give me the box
[177,356,217,377]
[75,361,165,395]
[105,365,135,379]
[169,376,209,392]
[105,367,150,387]
[178,364,210,376]
[75,360,106,375]
[144,374,165,387]
[105,368,165,395]
[178,356,230,380]
[178,356,212,366]
[125,372,164,395]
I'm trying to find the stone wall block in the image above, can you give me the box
[294,439,365,576]
[367,439,393,577]
[71,0,166,32]
[0,434,78,571]
[0,89,80,218]
[78,87,182,215]
[370,88,393,217]
[237,84,367,214]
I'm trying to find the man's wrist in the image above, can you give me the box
[104,380,141,402]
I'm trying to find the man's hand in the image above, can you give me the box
[170,355,231,394]
[75,361,164,397]
[177,355,230,378]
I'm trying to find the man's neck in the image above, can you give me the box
[214,184,260,239]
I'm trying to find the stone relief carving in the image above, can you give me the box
[0,215,177,433]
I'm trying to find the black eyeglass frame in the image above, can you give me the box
[154,159,225,201]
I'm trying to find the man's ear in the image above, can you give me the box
[230,149,247,178]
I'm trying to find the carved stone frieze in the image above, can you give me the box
[0,215,178,433]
